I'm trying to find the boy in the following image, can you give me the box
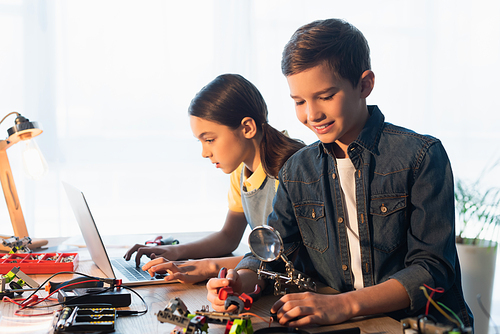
[207,19,473,329]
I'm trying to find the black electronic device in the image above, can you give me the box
[53,305,116,333]
[401,317,472,334]
[57,287,131,307]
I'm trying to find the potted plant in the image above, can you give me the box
[455,158,500,334]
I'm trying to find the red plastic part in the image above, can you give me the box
[238,293,253,310]
[218,286,234,300]
[225,320,234,334]
[0,252,79,274]
[146,236,163,245]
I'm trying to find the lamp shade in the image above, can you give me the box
[7,115,43,142]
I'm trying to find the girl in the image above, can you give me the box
[124,74,304,283]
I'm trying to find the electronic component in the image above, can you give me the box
[1,236,32,253]
[58,287,131,307]
[0,266,39,295]
[53,306,116,333]
[46,276,103,293]
[401,317,472,334]
[7,266,40,289]
[0,275,14,298]
[145,235,179,246]
[157,297,254,334]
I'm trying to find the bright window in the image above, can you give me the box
[1,0,499,239]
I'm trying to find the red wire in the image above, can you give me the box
[3,296,55,317]
[239,312,273,325]
[2,296,23,306]
[0,279,102,318]
[14,309,54,317]
[423,284,444,315]
[20,279,100,309]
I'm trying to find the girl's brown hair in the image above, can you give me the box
[188,74,304,178]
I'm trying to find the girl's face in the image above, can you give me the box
[190,116,252,174]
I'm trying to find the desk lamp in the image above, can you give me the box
[0,112,48,252]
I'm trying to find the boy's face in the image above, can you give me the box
[286,63,372,149]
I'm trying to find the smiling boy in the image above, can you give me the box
[207,19,473,329]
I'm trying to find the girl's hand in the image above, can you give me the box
[124,244,180,267]
[271,292,354,327]
[142,257,216,284]
[206,269,242,313]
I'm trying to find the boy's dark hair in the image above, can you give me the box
[188,74,304,178]
[281,18,371,88]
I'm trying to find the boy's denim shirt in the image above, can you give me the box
[236,105,473,327]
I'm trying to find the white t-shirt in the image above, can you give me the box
[336,158,364,290]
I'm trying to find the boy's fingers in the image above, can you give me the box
[271,293,302,313]
[225,269,238,280]
[271,298,285,313]
[207,278,229,291]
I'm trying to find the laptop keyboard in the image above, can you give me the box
[110,258,155,281]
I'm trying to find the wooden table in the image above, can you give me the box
[0,233,401,333]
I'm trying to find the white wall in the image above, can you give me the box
[0,0,499,238]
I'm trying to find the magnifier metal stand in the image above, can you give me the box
[249,225,316,296]
[257,253,316,295]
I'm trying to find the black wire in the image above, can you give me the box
[22,271,100,303]
[477,294,499,334]
[16,271,147,316]
[416,315,425,334]
[116,286,148,316]
[416,315,438,334]
[29,285,115,309]
[27,281,148,316]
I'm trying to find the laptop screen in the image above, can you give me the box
[63,181,116,278]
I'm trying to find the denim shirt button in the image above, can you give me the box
[337,217,343,223]
[380,204,388,213]
[332,173,337,179]
[342,264,348,271]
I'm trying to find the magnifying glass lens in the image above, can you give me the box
[248,226,282,262]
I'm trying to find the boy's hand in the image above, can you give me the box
[206,269,242,313]
[142,257,216,284]
[271,292,353,327]
[123,244,180,267]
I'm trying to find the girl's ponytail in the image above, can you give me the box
[260,123,305,178]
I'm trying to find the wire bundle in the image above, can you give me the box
[419,284,463,329]
[2,271,148,317]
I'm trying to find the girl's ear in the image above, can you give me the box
[359,70,375,99]
[240,117,257,139]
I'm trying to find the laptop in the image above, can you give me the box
[63,181,170,286]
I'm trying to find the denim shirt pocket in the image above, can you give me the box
[370,194,407,253]
[294,202,328,253]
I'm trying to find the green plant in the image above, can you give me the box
[455,159,500,246]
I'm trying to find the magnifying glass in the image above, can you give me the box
[248,225,284,262]
[248,225,316,295]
